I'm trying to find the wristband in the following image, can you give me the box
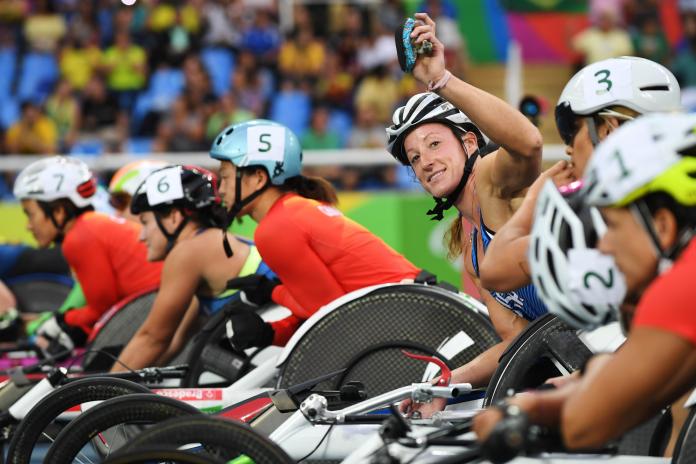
[427,70,452,93]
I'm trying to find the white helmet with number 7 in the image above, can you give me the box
[13,156,97,208]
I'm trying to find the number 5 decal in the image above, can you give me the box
[594,69,613,92]
[259,133,272,152]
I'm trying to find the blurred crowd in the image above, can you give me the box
[0,0,468,192]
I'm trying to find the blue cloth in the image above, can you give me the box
[471,212,547,321]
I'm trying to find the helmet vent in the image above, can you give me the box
[639,85,670,91]
[677,145,696,158]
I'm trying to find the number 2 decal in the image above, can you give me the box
[594,69,613,92]
[583,268,614,289]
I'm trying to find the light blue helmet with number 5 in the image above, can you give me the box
[209,119,302,185]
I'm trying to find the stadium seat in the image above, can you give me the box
[0,96,19,130]
[124,137,154,154]
[0,47,16,99]
[270,89,311,137]
[200,47,235,97]
[17,52,59,102]
[70,139,104,156]
[148,68,184,111]
[327,109,352,147]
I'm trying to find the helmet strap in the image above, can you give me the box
[39,203,71,244]
[426,147,479,221]
[585,116,602,147]
[221,168,270,257]
[630,201,695,274]
[155,212,189,254]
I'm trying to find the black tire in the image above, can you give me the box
[120,415,294,464]
[673,407,696,463]
[8,278,71,313]
[44,393,201,464]
[104,448,226,464]
[6,377,151,464]
[483,314,592,407]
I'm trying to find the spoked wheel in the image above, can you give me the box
[117,415,294,464]
[43,393,200,464]
[6,377,151,464]
[103,448,227,464]
[181,309,252,387]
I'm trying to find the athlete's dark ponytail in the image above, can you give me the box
[280,175,338,205]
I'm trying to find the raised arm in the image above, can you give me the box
[480,160,574,291]
[410,12,542,197]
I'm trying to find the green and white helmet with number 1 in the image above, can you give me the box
[555,56,681,146]
[13,156,96,208]
[583,112,696,272]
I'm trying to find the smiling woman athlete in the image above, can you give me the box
[387,12,544,417]
[209,119,420,350]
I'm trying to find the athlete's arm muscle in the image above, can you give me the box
[112,247,200,372]
[562,327,696,449]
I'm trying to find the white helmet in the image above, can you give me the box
[108,159,170,196]
[13,156,96,208]
[555,56,681,145]
[529,180,627,329]
[386,92,487,165]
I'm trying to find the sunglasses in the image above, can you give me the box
[555,102,581,146]
[109,193,131,211]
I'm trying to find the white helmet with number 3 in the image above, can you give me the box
[13,156,97,208]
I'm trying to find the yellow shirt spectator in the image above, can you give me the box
[279,31,326,78]
[102,43,147,91]
[60,46,102,90]
[6,105,58,155]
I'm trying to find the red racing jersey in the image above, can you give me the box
[255,193,420,345]
[61,212,163,335]
[632,239,696,345]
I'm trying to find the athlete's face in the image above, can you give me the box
[403,123,475,199]
[138,211,168,261]
[20,199,58,248]
[564,117,617,179]
[598,207,658,304]
[217,161,260,217]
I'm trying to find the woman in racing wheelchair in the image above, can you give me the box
[112,165,275,372]
[474,113,696,459]
[209,119,421,350]
[13,156,163,358]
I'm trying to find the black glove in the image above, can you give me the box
[226,275,280,307]
[225,311,274,351]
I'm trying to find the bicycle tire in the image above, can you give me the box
[104,447,226,464]
[673,406,696,463]
[44,392,201,464]
[6,376,151,464]
[121,415,294,464]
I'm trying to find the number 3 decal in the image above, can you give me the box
[583,268,614,289]
[594,69,613,92]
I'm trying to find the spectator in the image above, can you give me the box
[354,65,400,124]
[328,5,365,77]
[5,101,57,154]
[152,96,205,152]
[45,79,80,152]
[426,0,468,78]
[232,67,267,117]
[572,7,634,65]
[630,15,669,64]
[59,34,102,91]
[66,0,98,45]
[348,103,386,149]
[301,106,342,150]
[314,53,354,111]
[672,4,696,109]
[240,8,280,67]
[278,27,326,81]
[23,0,66,53]
[200,0,240,48]
[357,19,397,73]
[205,92,253,142]
[79,75,121,149]
[100,30,147,111]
